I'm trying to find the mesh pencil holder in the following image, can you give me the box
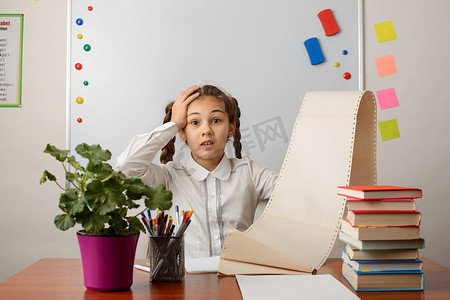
[149,235,185,282]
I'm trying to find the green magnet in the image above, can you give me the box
[83,44,91,51]
[83,81,89,86]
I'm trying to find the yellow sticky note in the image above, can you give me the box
[375,55,397,77]
[374,21,397,43]
[378,119,400,141]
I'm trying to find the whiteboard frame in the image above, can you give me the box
[66,0,364,170]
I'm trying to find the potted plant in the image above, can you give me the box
[40,143,172,292]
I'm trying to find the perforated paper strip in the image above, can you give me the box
[219,91,377,275]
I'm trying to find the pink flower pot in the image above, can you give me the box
[77,231,139,292]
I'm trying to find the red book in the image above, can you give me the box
[338,185,422,200]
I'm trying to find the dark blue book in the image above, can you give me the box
[341,248,423,272]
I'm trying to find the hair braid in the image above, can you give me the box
[160,101,176,164]
[230,97,242,159]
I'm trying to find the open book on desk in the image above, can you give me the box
[134,256,220,274]
[219,91,378,275]
[185,256,219,273]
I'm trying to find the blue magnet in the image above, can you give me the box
[342,50,348,55]
[304,37,325,65]
[76,18,84,26]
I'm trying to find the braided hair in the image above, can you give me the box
[160,85,243,163]
[160,101,176,164]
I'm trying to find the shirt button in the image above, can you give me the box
[213,235,219,240]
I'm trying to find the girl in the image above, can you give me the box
[117,85,277,258]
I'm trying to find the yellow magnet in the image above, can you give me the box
[76,97,84,104]
[77,34,83,39]
[334,62,340,67]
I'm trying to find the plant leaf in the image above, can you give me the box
[54,214,75,231]
[67,155,81,170]
[58,189,78,211]
[145,184,173,210]
[108,212,128,235]
[103,172,123,192]
[69,198,86,215]
[44,144,70,162]
[75,143,111,173]
[108,190,126,207]
[97,163,114,181]
[126,177,148,193]
[97,191,122,215]
[40,170,57,184]
[58,189,86,215]
[84,180,105,205]
[125,177,149,200]
[75,143,112,164]
[81,212,108,233]
[127,216,145,233]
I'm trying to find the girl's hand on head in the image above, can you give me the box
[171,85,200,131]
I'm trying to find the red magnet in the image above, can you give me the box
[88,6,93,11]
[318,9,340,36]
[75,63,82,70]
[77,118,83,123]
[343,72,351,80]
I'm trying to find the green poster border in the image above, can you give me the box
[0,14,24,108]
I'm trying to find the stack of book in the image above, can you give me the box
[337,185,425,292]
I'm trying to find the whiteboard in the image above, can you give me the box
[68,0,360,171]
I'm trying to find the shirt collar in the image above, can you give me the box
[186,153,231,181]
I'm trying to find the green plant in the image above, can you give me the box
[40,143,172,235]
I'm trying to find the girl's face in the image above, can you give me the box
[181,96,236,171]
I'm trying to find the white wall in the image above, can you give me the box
[0,0,449,282]
[0,0,75,282]
[364,0,450,268]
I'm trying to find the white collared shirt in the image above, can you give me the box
[117,122,278,258]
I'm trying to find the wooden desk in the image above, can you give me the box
[0,257,449,299]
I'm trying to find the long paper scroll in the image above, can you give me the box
[219,90,377,275]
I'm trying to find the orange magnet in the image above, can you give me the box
[343,72,351,80]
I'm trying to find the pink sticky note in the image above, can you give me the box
[375,55,397,77]
[376,87,399,109]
